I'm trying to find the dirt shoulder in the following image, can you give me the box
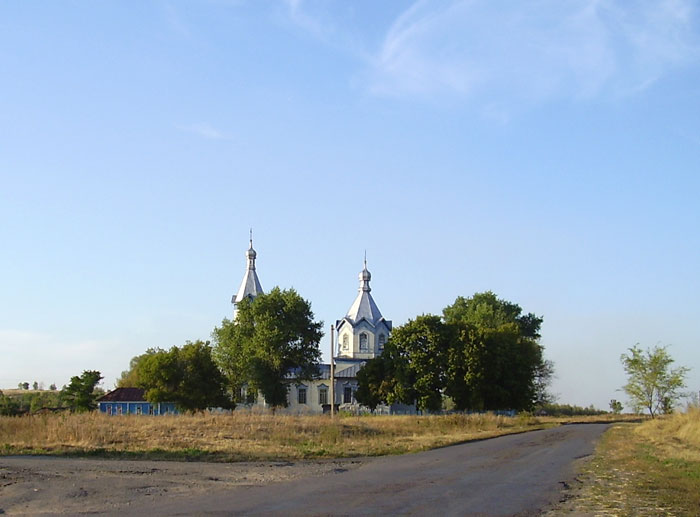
[0,456,365,515]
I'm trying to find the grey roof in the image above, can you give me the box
[284,361,364,380]
[233,239,263,305]
[334,362,364,378]
[339,261,390,329]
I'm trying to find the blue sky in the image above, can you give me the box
[1,0,699,410]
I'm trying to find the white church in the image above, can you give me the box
[232,236,412,414]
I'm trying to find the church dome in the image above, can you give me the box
[359,267,371,283]
[246,245,257,259]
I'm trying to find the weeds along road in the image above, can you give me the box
[133,423,609,517]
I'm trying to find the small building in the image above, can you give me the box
[97,387,178,416]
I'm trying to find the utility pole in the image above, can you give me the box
[330,324,335,419]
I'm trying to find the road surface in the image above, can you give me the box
[132,423,608,516]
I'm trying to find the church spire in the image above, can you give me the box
[335,254,392,360]
[359,253,371,292]
[232,231,263,317]
[246,228,257,270]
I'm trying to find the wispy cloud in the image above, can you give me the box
[283,0,325,37]
[368,0,700,105]
[177,122,234,141]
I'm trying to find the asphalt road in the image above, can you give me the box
[133,423,609,517]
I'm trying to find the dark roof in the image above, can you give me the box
[97,387,146,402]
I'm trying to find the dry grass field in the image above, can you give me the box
[0,411,632,461]
[556,409,700,516]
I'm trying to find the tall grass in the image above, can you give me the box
[635,408,700,462]
[556,410,700,516]
[0,412,550,460]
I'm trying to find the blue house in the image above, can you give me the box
[97,387,178,416]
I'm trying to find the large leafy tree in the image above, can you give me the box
[444,292,547,411]
[61,370,103,412]
[355,354,393,411]
[212,287,323,409]
[137,341,233,412]
[621,345,689,418]
[389,315,451,412]
[356,316,451,412]
[357,292,551,413]
[116,350,156,388]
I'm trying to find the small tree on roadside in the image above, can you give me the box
[61,370,103,412]
[609,399,623,414]
[621,345,689,418]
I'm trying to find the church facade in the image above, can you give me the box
[231,238,413,414]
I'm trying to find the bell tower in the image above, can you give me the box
[232,230,263,318]
[335,256,392,360]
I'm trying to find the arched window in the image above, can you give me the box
[318,385,328,405]
[378,334,386,350]
[359,332,368,351]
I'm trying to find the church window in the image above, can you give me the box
[343,386,353,404]
[359,333,368,351]
[342,334,349,350]
[378,334,386,350]
[298,387,307,404]
[319,386,328,405]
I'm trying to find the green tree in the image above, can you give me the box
[0,391,22,416]
[355,354,393,411]
[212,287,323,409]
[534,359,556,407]
[609,399,623,414]
[137,341,233,412]
[116,349,157,387]
[621,345,689,418]
[381,315,451,412]
[443,292,548,412]
[356,292,551,413]
[60,370,103,412]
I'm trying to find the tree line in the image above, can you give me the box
[3,288,688,418]
[356,292,553,413]
[113,288,554,414]
[0,371,104,415]
[118,287,323,412]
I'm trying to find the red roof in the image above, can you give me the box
[97,387,146,402]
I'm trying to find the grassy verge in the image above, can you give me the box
[554,409,700,516]
[0,412,634,461]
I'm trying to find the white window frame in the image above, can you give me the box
[298,385,307,404]
[359,332,369,351]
